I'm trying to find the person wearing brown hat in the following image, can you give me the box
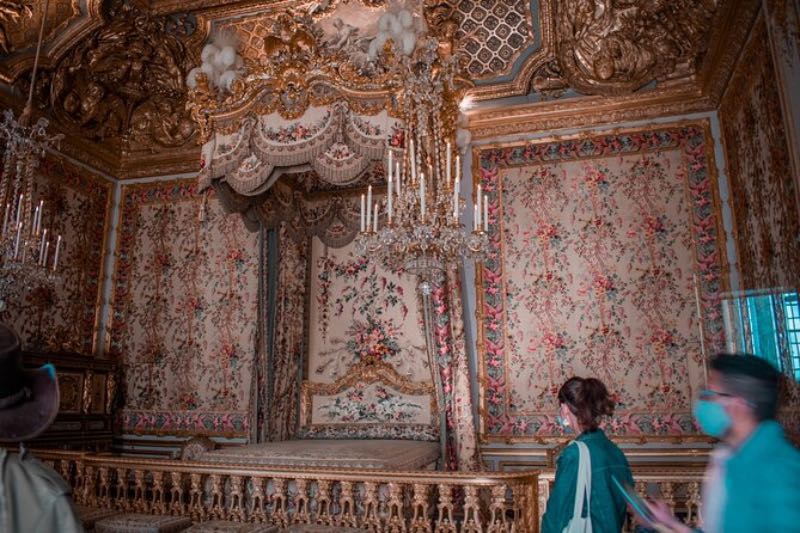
[0,323,83,532]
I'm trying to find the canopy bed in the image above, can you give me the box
[187,0,478,471]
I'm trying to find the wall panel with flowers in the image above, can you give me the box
[4,156,111,355]
[303,235,438,441]
[720,13,800,292]
[111,182,258,437]
[476,122,726,441]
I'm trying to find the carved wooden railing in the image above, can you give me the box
[35,450,539,532]
[539,466,706,532]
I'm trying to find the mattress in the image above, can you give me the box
[198,439,439,470]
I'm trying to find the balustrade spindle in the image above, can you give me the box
[189,473,205,521]
[271,478,288,528]
[81,465,96,507]
[132,469,148,512]
[151,470,166,514]
[292,478,310,524]
[249,476,267,523]
[315,479,333,526]
[410,483,431,533]
[209,474,226,520]
[386,482,407,532]
[435,484,456,533]
[462,486,482,533]
[169,472,185,516]
[337,480,358,529]
[362,481,382,531]
[98,466,111,509]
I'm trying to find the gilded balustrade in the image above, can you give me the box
[538,466,706,532]
[34,450,538,532]
[34,449,706,532]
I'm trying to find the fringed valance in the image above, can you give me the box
[200,103,401,195]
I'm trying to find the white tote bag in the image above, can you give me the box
[562,440,593,533]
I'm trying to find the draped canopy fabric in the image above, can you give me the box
[198,103,402,195]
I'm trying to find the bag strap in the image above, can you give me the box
[570,441,592,520]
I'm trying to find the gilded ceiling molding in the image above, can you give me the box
[555,0,716,96]
[467,85,711,140]
[0,0,104,84]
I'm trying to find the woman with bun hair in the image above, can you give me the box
[541,377,634,533]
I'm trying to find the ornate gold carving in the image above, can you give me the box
[556,0,716,95]
[0,0,32,53]
[23,0,195,153]
[301,358,438,429]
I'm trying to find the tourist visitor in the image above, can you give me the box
[0,323,82,532]
[642,354,800,533]
[542,376,634,533]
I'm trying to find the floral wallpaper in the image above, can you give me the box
[308,237,428,383]
[4,157,111,355]
[304,236,436,438]
[111,182,258,437]
[720,13,800,292]
[476,123,726,440]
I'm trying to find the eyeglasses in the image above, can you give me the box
[699,389,734,401]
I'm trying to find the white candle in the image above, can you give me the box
[366,185,372,231]
[42,241,49,267]
[31,206,39,236]
[476,184,482,228]
[35,200,43,233]
[53,235,61,271]
[13,222,21,258]
[456,154,461,183]
[395,162,401,197]
[446,141,452,186]
[360,193,366,232]
[388,175,393,223]
[388,150,393,182]
[2,203,9,235]
[410,139,417,183]
[473,205,478,231]
[15,194,22,224]
[420,172,426,221]
[373,203,379,232]
[39,228,47,264]
[453,178,459,222]
[483,198,489,232]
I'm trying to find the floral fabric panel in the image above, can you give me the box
[112,182,258,437]
[478,123,726,439]
[311,382,433,426]
[5,157,111,354]
[307,236,429,384]
[720,14,800,292]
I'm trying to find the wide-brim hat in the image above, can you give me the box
[0,323,60,443]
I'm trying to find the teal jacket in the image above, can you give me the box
[710,420,800,532]
[542,429,633,533]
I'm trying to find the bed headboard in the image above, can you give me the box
[299,358,439,441]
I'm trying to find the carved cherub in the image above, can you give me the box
[327,18,358,51]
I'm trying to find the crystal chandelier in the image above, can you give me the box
[354,38,488,294]
[0,0,64,312]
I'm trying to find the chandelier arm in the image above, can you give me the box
[23,0,50,121]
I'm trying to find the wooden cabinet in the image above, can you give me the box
[23,351,117,451]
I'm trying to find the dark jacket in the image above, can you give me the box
[542,429,633,533]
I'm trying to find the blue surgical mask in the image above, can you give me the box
[556,414,572,433]
[693,398,732,438]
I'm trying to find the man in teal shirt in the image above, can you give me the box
[647,354,800,533]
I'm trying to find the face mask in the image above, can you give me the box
[693,399,732,438]
[556,414,572,433]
